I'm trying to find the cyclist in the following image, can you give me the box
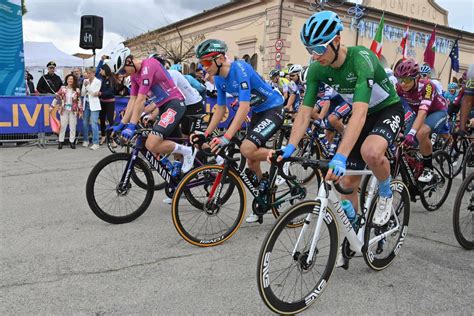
[268,69,288,101]
[459,64,474,134]
[192,39,285,223]
[395,59,448,182]
[287,64,304,112]
[108,45,196,174]
[270,11,404,227]
[419,64,443,95]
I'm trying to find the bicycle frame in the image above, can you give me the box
[294,170,403,265]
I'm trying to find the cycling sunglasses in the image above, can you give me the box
[199,55,222,68]
[397,77,415,85]
[305,34,337,56]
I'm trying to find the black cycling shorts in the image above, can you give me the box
[347,102,404,170]
[246,106,284,148]
[181,100,205,135]
[151,99,186,138]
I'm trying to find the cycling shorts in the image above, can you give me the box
[181,100,205,135]
[246,106,284,148]
[404,110,448,136]
[151,99,186,138]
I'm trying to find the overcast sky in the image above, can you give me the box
[22,0,474,55]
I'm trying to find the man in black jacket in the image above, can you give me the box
[37,61,62,94]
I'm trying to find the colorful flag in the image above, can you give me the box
[423,26,436,68]
[370,13,385,59]
[449,38,459,72]
[400,20,410,60]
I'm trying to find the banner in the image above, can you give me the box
[0,96,241,135]
[0,0,25,96]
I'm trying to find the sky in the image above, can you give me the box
[21,0,474,55]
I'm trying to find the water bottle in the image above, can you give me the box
[341,200,357,228]
[160,156,173,171]
[171,161,182,177]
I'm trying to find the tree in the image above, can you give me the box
[141,27,205,64]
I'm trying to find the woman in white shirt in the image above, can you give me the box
[81,67,102,150]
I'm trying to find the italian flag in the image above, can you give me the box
[423,26,436,68]
[370,13,385,59]
[400,20,410,60]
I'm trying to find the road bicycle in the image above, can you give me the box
[171,137,321,247]
[453,172,474,250]
[256,156,410,314]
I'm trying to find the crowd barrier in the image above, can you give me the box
[0,96,241,144]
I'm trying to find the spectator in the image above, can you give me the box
[115,73,130,96]
[37,61,62,94]
[25,71,35,95]
[81,66,102,150]
[96,59,116,145]
[72,68,84,89]
[53,74,82,149]
[193,66,205,84]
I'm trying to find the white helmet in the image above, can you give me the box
[289,64,303,74]
[109,44,131,74]
[301,66,309,83]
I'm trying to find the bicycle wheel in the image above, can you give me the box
[443,136,464,178]
[172,165,246,247]
[453,173,474,250]
[462,143,474,180]
[363,180,410,270]
[419,150,452,211]
[257,201,338,315]
[131,161,167,191]
[86,153,155,224]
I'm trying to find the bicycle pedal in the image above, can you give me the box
[258,215,264,224]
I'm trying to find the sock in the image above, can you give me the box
[378,175,392,198]
[172,143,192,156]
[422,154,433,169]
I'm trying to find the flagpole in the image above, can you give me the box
[438,30,462,79]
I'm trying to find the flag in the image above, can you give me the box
[423,26,436,68]
[370,13,385,59]
[400,20,410,60]
[449,38,459,72]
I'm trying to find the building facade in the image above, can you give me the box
[125,0,474,87]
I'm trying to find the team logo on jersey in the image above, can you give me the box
[346,72,357,81]
[367,79,374,88]
[327,77,333,82]
[222,84,227,90]
[241,82,249,90]
[424,84,433,99]
[142,67,148,75]
[143,79,149,86]
[158,108,177,128]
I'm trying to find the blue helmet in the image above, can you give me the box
[447,82,458,90]
[300,11,343,47]
[170,64,182,72]
[420,64,431,75]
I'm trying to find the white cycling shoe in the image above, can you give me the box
[246,213,259,223]
[372,195,393,226]
[182,148,197,173]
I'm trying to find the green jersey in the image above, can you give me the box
[303,46,400,115]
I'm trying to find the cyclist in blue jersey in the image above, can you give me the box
[192,39,285,223]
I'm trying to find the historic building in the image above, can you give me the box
[124,0,474,86]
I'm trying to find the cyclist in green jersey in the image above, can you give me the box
[269,11,404,226]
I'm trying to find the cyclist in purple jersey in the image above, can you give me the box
[108,45,196,173]
[395,59,448,182]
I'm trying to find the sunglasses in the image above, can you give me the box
[397,77,415,84]
[199,55,221,68]
[420,74,428,78]
[305,34,338,56]
[289,74,298,77]
[48,66,56,69]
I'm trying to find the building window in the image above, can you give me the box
[242,54,250,63]
[250,54,258,70]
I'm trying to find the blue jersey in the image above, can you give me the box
[215,61,284,113]
[185,74,206,93]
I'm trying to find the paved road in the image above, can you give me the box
[1,145,472,315]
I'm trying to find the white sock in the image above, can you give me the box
[172,143,192,156]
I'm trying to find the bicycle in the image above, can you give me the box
[171,137,321,247]
[453,172,474,250]
[85,114,220,224]
[256,156,410,314]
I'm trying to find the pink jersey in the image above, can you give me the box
[130,58,184,107]
[396,81,447,114]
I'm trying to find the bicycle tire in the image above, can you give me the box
[363,180,410,270]
[462,143,474,180]
[257,201,338,315]
[452,173,474,250]
[171,165,246,247]
[443,136,464,178]
[86,153,155,224]
[419,150,452,211]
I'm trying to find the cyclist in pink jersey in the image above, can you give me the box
[108,45,196,173]
[395,59,448,182]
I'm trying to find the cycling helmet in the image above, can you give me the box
[110,45,131,74]
[170,64,182,72]
[300,11,343,47]
[447,82,458,90]
[269,69,280,79]
[289,64,303,74]
[195,39,228,59]
[419,64,431,76]
[394,59,419,78]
